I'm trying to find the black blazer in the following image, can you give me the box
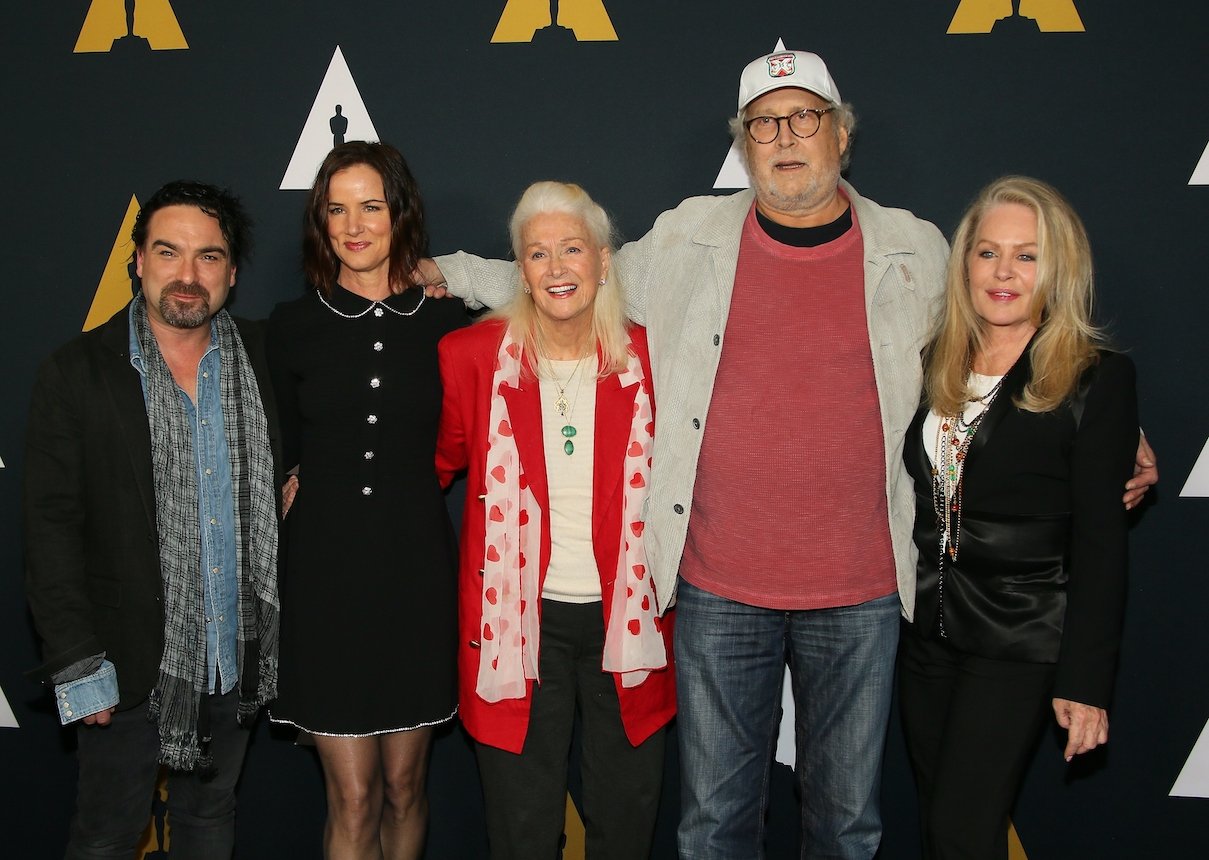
[22,304,282,711]
[903,347,1137,708]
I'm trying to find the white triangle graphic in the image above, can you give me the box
[280,46,381,191]
[1171,718,1209,797]
[713,37,788,190]
[1180,437,1209,497]
[1190,141,1209,186]
[774,665,794,767]
[0,685,18,729]
[713,141,750,190]
[2,444,17,725]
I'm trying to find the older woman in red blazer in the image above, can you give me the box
[435,181,675,859]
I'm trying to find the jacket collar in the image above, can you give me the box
[906,335,1037,484]
[499,360,637,533]
[965,336,1035,466]
[692,189,756,249]
[846,178,919,261]
[99,303,158,531]
[690,181,911,254]
[321,283,425,316]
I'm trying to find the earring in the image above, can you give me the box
[598,277,606,286]
[524,287,531,294]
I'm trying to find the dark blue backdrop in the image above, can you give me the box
[3,2,1207,856]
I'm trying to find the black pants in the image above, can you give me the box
[475,599,666,860]
[66,687,253,860]
[898,628,1056,860]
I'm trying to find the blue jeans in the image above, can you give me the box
[66,688,252,860]
[675,580,899,860]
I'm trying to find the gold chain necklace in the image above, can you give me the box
[544,354,590,455]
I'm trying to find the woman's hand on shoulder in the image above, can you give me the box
[1052,697,1108,761]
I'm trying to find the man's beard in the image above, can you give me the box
[158,282,211,329]
[757,157,841,217]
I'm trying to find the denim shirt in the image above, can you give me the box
[169,340,241,696]
[52,308,239,724]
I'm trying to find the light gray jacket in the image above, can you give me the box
[437,180,949,619]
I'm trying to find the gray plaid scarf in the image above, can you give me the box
[133,295,279,772]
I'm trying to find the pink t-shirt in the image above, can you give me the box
[678,204,897,609]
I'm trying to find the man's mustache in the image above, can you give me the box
[162,282,208,299]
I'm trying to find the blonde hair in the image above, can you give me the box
[925,175,1105,415]
[488,181,630,377]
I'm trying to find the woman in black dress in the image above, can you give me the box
[268,142,464,859]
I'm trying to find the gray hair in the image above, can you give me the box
[492,181,632,376]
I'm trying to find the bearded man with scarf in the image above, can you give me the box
[23,180,282,860]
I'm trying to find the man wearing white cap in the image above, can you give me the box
[422,49,1152,858]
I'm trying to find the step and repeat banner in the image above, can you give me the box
[2,2,1207,856]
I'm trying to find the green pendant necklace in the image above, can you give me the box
[550,354,588,455]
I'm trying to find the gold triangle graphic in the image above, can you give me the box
[492,0,617,43]
[83,195,140,332]
[75,0,188,53]
[1018,0,1084,31]
[948,0,1084,33]
[133,0,188,49]
[562,792,586,859]
[135,771,171,859]
[1008,819,1029,859]
[558,0,617,40]
[74,0,127,52]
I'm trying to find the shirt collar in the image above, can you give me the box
[322,283,424,316]
[128,298,219,376]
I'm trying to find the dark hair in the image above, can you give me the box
[131,180,252,267]
[302,141,429,296]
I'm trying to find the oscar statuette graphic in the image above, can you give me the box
[492,0,618,43]
[948,0,1084,33]
[74,0,187,53]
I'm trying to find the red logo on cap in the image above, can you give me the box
[767,53,795,78]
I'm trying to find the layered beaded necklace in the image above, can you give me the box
[931,370,1007,563]
[929,368,1006,639]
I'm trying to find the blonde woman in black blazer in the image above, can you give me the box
[899,176,1139,860]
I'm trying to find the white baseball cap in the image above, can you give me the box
[737,50,841,112]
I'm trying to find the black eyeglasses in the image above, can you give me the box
[744,107,835,144]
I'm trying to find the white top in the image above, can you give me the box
[922,372,1004,469]
[539,358,600,603]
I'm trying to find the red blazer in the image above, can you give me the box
[436,320,676,754]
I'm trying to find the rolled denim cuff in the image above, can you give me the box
[54,660,119,725]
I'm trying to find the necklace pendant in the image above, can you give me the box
[554,393,569,416]
[564,439,575,456]
[561,424,576,438]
